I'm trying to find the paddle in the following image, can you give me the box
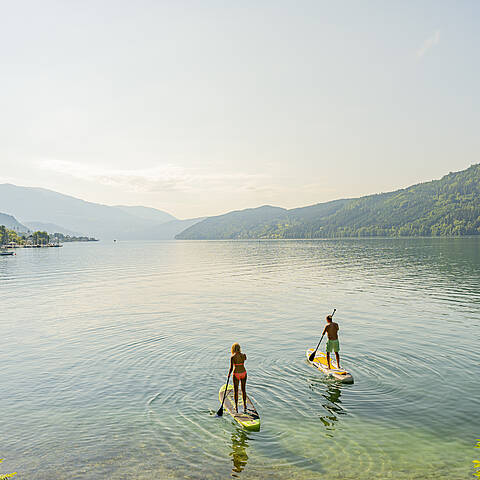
[216,370,232,416]
[309,308,336,361]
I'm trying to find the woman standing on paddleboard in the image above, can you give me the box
[228,343,247,413]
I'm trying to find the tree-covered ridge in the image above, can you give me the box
[176,164,480,239]
[176,206,288,240]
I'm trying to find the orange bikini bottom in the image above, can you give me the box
[233,371,247,380]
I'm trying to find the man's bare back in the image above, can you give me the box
[323,321,339,340]
[322,315,340,369]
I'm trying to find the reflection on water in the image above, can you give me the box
[319,384,344,435]
[306,374,347,436]
[230,429,249,477]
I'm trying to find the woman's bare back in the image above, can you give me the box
[231,352,246,373]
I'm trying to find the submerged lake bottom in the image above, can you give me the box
[1,238,479,479]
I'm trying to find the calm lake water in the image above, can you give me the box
[1,239,479,479]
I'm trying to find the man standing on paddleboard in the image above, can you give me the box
[323,314,341,369]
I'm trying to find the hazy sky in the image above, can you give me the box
[1,1,479,218]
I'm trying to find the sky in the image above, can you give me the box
[1,0,479,219]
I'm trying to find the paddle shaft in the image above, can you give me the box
[217,370,232,416]
[311,333,325,358]
[309,308,336,361]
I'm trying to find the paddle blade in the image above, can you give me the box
[308,351,316,361]
[216,406,224,417]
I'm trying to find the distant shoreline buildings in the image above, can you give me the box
[0,225,98,248]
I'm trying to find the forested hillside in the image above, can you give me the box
[176,164,480,239]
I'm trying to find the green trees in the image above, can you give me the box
[0,226,24,245]
[31,231,49,245]
[0,226,98,245]
[7,230,24,245]
[0,226,7,245]
[177,164,480,239]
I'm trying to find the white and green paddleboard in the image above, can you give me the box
[306,348,354,383]
[218,384,260,431]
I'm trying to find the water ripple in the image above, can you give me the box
[1,239,479,479]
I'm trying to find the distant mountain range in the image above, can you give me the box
[0,212,28,232]
[113,205,176,224]
[177,164,480,239]
[0,184,202,240]
[23,222,81,237]
[140,217,206,240]
[2,164,479,241]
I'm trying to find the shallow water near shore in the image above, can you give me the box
[1,238,479,479]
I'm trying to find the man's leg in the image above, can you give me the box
[326,352,331,369]
[335,352,340,369]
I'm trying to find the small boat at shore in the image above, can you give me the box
[0,250,14,256]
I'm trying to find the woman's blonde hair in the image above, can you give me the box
[231,342,241,354]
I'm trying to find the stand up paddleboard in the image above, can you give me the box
[306,348,354,383]
[218,384,260,431]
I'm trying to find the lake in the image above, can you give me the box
[1,238,479,479]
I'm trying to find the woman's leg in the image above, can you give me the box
[233,375,239,413]
[241,374,247,411]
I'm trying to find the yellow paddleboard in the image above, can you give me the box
[219,384,260,431]
[306,348,354,383]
